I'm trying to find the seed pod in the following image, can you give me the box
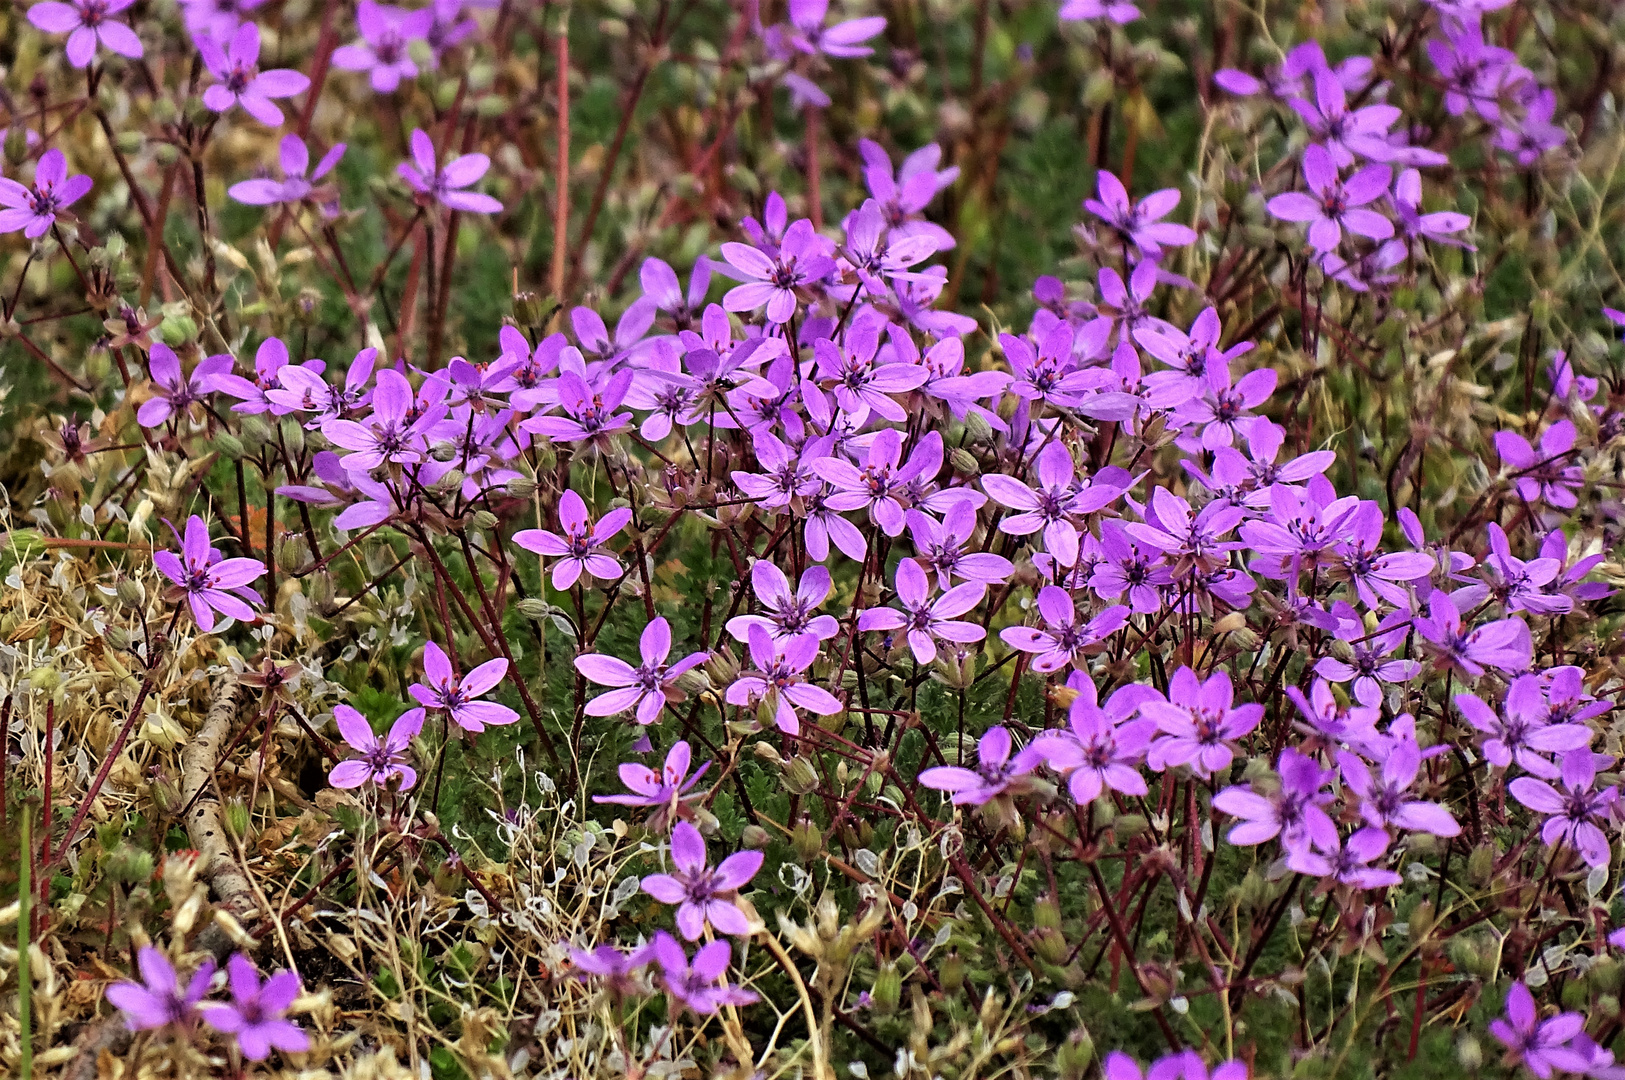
[965,411,994,444]
[516,598,550,619]
[277,535,312,574]
[504,477,538,499]
[1056,1029,1095,1080]
[792,818,821,863]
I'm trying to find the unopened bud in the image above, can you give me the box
[783,756,820,795]
[964,411,994,444]
[504,477,537,499]
[1034,893,1061,932]
[517,598,550,619]
[751,742,785,767]
[792,818,821,862]
[224,798,252,840]
[117,578,146,606]
[27,666,60,693]
[674,668,711,696]
[108,844,155,885]
[470,510,499,531]
[215,433,245,460]
[949,448,980,475]
[870,964,902,1015]
[277,535,311,573]
[939,949,965,993]
[741,825,770,850]
[1056,1029,1095,1080]
[279,416,306,457]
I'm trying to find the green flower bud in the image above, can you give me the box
[949,448,980,475]
[792,818,821,862]
[214,432,245,460]
[870,963,902,1015]
[471,510,499,532]
[1057,1030,1095,1080]
[939,949,965,994]
[741,825,770,850]
[504,477,537,499]
[116,578,146,607]
[108,844,155,885]
[784,756,820,795]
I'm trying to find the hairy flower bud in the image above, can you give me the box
[470,510,499,532]
[939,949,965,994]
[116,578,145,607]
[792,818,821,863]
[504,477,537,499]
[869,963,902,1015]
[949,448,980,475]
[784,756,819,795]
[741,824,770,850]
[1056,1029,1095,1080]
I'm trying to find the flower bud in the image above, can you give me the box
[117,578,145,606]
[224,798,252,840]
[504,477,537,499]
[939,949,965,993]
[792,818,822,863]
[1056,1029,1095,1080]
[471,510,499,532]
[741,825,770,850]
[869,963,902,1015]
[277,535,311,574]
[239,415,272,452]
[949,448,980,475]
[1033,893,1062,932]
[751,742,785,767]
[517,598,550,620]
[674,668,711,696]
[784,756,820,794]
[27,666,60,693]
[214,432,245,460]
[704,647,739,687]
[279,416,306,458]
[108,844,155,885]
[1456,1035,1483,1070]
[1113,813,1148,840]
[1467,843,1496,885]
[964,411,994,444]
[4,128,28,166]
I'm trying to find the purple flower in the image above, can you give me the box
[229,136,345,209]
[521,370,634,446]
[1034,680,1158,804]
[857,557,986,664]
[201,954,309,1062]
[1496,88,1565,166]
[1089,520,1173,614]
[1479,522,1571,616]
[981,441,1122,566]
[1312,827,1403,889]
[732,431,821,509]
[721,219,835,324]
[726,561,841,644]
[1413,588,1531,679]
[1456,676,1592,780]
[105,948,214,1032]
[1083,171,1195,258]
[0,149,92,238]
[515,489,631,589]
[857,138,958,252]
[322,368,442,473]
[1495,419,1581,509]
[999,586,1129,673]
[332,0,432,92]
[594,740,710,827]
[840,200,939,294]
[1058,0,1139,23]
[568,942,652,998]
[814,320,929,423]
[27,0,143,67]
[1508,749,1620,868]
[1239,476,1360,576]
[1314,608,1418,707]
[725,626,845,736]
[1337,725,1461,846]
[1289,67,1403,167]
[328,703,422,790]
[641,255,712,328]
[576,618,708,726]
[398,129,502,213]
[1212,748,1338,870]
[1390,168,1473,249]
[652,931,759,1015]
[1488,981,1588,1079]
[784,0,886,58]
[811,428,939,537]
[919,726,1044,805]
[1125,485,1245,571]
[199,23,309,125]
[154,515,266,632]
[137,344,234,428]
[1266,145,1393,253]
[907,501,1013,590]
[409,640,517,733]
[641,821,763,940]
[1142,668,1263,778]
[1329,501,1437,609]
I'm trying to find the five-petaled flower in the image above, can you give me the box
[199,22,310,125]
[328,703,422,790]
[154,515,266,632]
[576,617,708,726]
[201,954,309,1062]
[515,488,631,589]
[641,821,764,939]
[27,0,143,67]
[0,149,92,238]
[106,948,215,1032]
[408,640,517,733]
[398,128,503,213]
